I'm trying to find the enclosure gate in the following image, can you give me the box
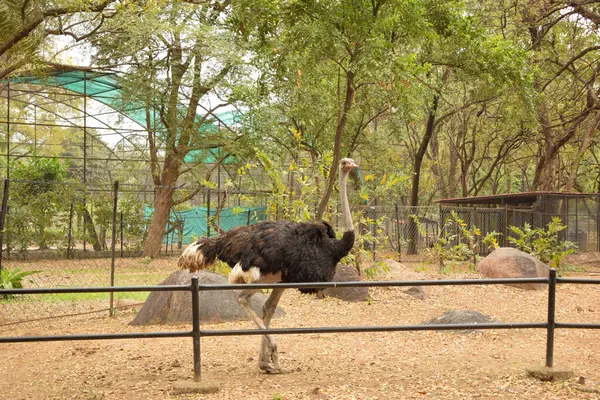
[1,269,600,382]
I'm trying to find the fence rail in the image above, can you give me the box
[1,269,600,383]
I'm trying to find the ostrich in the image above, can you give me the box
[178,157,358,373]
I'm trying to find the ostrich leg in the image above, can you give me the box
[259,288,285,373]
[236,289,285,373]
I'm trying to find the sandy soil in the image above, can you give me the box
[1,262,600,400]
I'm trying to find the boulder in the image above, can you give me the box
[404,286,426,300]
[380,259,427,299]
[320,264,369,302]
[130,270,284,325]
[477,247,549,290]
[423,310,498,334]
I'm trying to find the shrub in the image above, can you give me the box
[0,268,40,299]
[508,217,577,269]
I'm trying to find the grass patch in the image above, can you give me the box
[3,291,150,303]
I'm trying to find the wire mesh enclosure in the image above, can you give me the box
[438,192,600,255]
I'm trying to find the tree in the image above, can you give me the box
[0,0,118,79]
[91,0,246,257]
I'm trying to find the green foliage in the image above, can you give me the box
[363,260,391,279]
[508,217,577,269]
[8,156,74,251]
[429,211,482,270]
[208,260,232,276]
[0,268,39,299]
[482,231,501,251]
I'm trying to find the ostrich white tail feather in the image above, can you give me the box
[229,263,261,284]
[178,242,208,272]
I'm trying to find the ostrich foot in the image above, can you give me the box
[259,336,287,374]
[259,363,288,374]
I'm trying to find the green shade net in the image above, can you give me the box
[145,205,267,245]
[5,68,241,163]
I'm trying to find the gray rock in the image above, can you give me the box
[130,270,284,325]
[477,247,549,290]
[423,310,498,334]
[404,286,426,300]
[380,259,427,297]
[320,264,369,302]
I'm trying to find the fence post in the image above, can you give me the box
[395,203,401,259]
[191,277,201,382]
[67,200,74,259]
[247,210,251,226]
[120,211,123,258]
[206,189,211,238]
[109,181,119,317]
[546,268,557,368]
[0,179,9,273]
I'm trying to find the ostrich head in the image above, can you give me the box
[339,157,358,232]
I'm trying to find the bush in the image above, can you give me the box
[0,268,40,299]
[508,217,577,269]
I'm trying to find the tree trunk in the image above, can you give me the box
[83,207,102,251]
[407,94,440,254]
[143,186,175,258]
[565,112,600,191]
[316,70,355,221]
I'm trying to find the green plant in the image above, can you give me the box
[482,231,502,251]
[0,268,40,299]
[508,217,577,269]
[429,211,481,270]
[140,256,153,265]
[363,260,391,279]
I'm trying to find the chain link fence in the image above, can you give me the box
[0,179,271,330]
[3,180,599,333]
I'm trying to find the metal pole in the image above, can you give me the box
[34,106,37,154]
[0,180,9,273]
[191,277,201,382]
[67,201,74,259]
[247,210,251,226]
[83,72,87,186]
[217,162,221,232]
[83,73,87,253]
[109,181,119,317]
[207,189,211,238]
[545,268,557,368]
[6,81,10,180]
[395,204,401,257]
[120,211,123,258]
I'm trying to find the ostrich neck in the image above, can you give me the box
[340,169,354,232]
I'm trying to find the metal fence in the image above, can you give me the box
[1,269,599,383]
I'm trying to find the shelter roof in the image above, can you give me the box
[436,191,599,206]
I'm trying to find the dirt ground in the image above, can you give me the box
[1,259,600,400]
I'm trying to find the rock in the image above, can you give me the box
[380,259,427,298]
[526,366,575,382]
[404,286,426,300]
[477,247,549,290]
[130,270,284,325]
[320,264,369,302]
[171,380,221,394]
[423,310,498,334]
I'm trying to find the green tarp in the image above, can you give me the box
[145,205,267,245]
[6,68,242,163]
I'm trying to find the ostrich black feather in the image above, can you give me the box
[179,220,354,293]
